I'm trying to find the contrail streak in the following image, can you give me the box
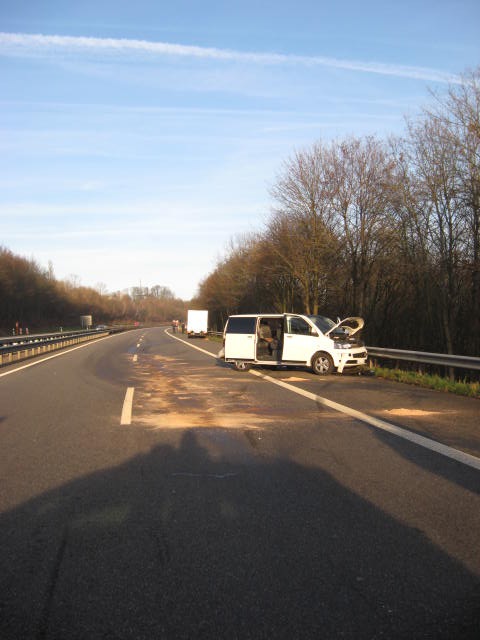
[0,31,461,84]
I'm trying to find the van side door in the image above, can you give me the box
[281,315,319,363]
[224,316,257,360]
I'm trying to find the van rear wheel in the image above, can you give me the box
[233,360,251,372]
[311,352,334,375]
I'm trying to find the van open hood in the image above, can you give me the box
[325,317,364,337]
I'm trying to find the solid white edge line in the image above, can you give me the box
[250,369,480,471]
[121,387,135,425]
[165,327,480,471]
[165,328,218,358]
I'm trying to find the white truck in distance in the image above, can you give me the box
[187,309,208,338]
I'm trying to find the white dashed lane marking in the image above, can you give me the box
[121,387,135,425]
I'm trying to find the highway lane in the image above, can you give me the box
[0,327,479,639]
[173,330,480,461]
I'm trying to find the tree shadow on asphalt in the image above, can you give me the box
[0,429,478,640]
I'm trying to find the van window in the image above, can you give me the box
[286,316,314,335]
[308,315,336,334]
[226,317,257,334]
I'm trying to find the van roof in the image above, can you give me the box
[228,313,285,318]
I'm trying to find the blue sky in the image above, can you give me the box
[1,1,479,300]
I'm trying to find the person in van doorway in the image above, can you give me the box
[270,320,282,358]
[258,320,278,358]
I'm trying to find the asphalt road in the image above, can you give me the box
[0,327,479,639]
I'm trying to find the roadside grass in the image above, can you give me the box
[206,333,223,343]
[372,367,480,399]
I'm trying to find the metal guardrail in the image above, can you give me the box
[0,329,111,366]
[366,347,480,371]
[207,332,480,372]
[0,329,97,348]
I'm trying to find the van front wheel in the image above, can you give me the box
[311,352,334,375]
[233,360,251,372]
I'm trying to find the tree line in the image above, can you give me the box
[196,67,480,358]
[0,247,187,334]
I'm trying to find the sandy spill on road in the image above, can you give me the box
[385,408,441,417]
[132,355,273,430]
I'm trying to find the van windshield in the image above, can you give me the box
[308,315,336,334]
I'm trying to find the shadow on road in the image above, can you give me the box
[0,429,479,639]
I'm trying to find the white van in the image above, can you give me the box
[221,313,367,375]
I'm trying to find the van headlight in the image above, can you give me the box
[334,342,351,349]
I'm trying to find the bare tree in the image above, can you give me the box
[328,136,397,317]
[425,67,480,354]
[150,285,175,299]
[269,143,339,314]
[251,233,302,313]
[405,115,464,355]
[95,282,108,296]
[385,137,439,349]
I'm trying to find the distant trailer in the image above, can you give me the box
[186,309,208,338]
[80,315,93,329]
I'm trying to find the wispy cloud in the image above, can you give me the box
[0,31,461,84]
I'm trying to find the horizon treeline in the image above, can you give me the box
[0,246,187,334]
[197,67,480,358]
